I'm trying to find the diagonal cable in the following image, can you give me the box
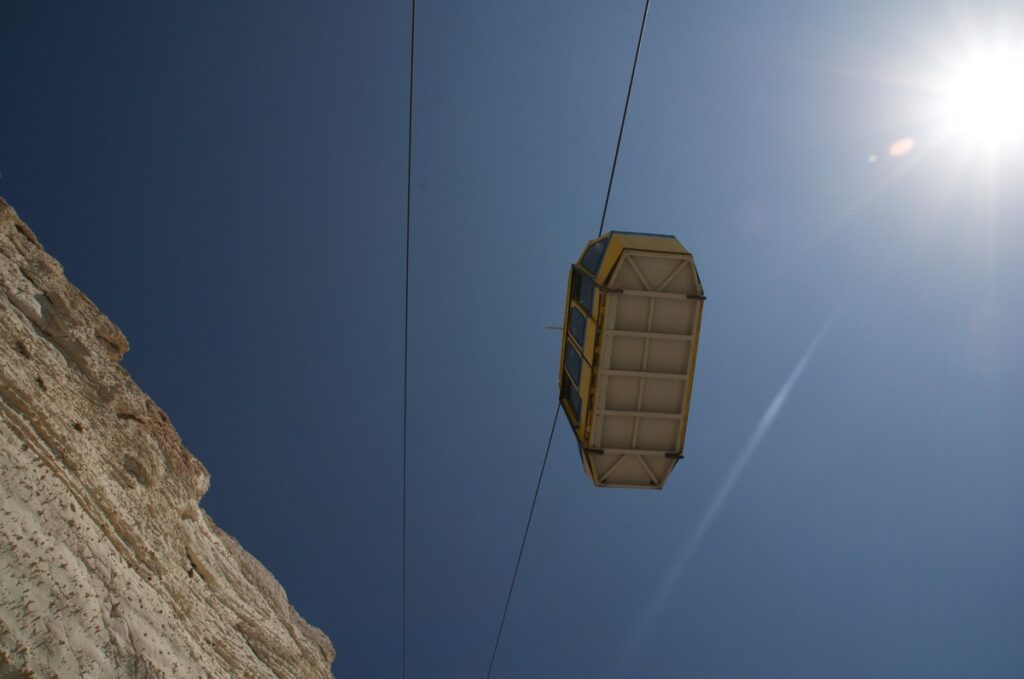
[484,404,560,679]
[598,0,652,237]
[485,2,654,676]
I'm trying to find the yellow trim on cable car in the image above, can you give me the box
[558,231,704,489]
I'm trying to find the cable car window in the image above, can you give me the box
[569,385,582,418]
[579,276,595,314]
[581,239,608,275]
[564,343,582,386]
[561,379,582,419]
[569,306,587,348]
[570,271,595,315]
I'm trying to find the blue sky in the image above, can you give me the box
[3,2,1023,677]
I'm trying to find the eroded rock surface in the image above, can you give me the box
[0,198,334,678]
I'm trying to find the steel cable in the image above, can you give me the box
[484,405,560,679]
[484,2,653,675]
[598,0,651,237]
[402,0,417,677]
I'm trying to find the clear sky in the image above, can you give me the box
[3,2,1023,677]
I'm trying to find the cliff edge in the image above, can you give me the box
[0,198,335,678]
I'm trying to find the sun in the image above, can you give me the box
[938,44,1024,148]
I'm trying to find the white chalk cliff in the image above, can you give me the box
[0,198,335,678]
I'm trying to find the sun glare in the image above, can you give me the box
[939,45,1024,148]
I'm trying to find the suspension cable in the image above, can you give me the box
[402,0,416,677]
[484,404,560,679]
[598,0,651,237]
[484,3,653,676]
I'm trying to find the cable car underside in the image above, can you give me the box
[558,231,705,489]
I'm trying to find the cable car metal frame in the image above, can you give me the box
[558,231,705,489]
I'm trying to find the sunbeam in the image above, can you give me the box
[616,313,836,673]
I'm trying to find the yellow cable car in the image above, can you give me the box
[559,232,705,489]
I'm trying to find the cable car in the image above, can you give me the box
[558,232,705,489]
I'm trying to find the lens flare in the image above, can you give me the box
[939,45,1024,148]
[889,137,916,157]
[616,314,835,672]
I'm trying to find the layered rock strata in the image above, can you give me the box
[0,198,334,678]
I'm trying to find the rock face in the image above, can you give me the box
[0,198,335,678]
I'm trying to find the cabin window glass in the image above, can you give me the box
[569,385,582,418]
[564,343,582,386]
[579,276,595,314]
[569,306,587,348]
[561,379,582,420]
[581,239,608,275]
[571,271,595,315]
